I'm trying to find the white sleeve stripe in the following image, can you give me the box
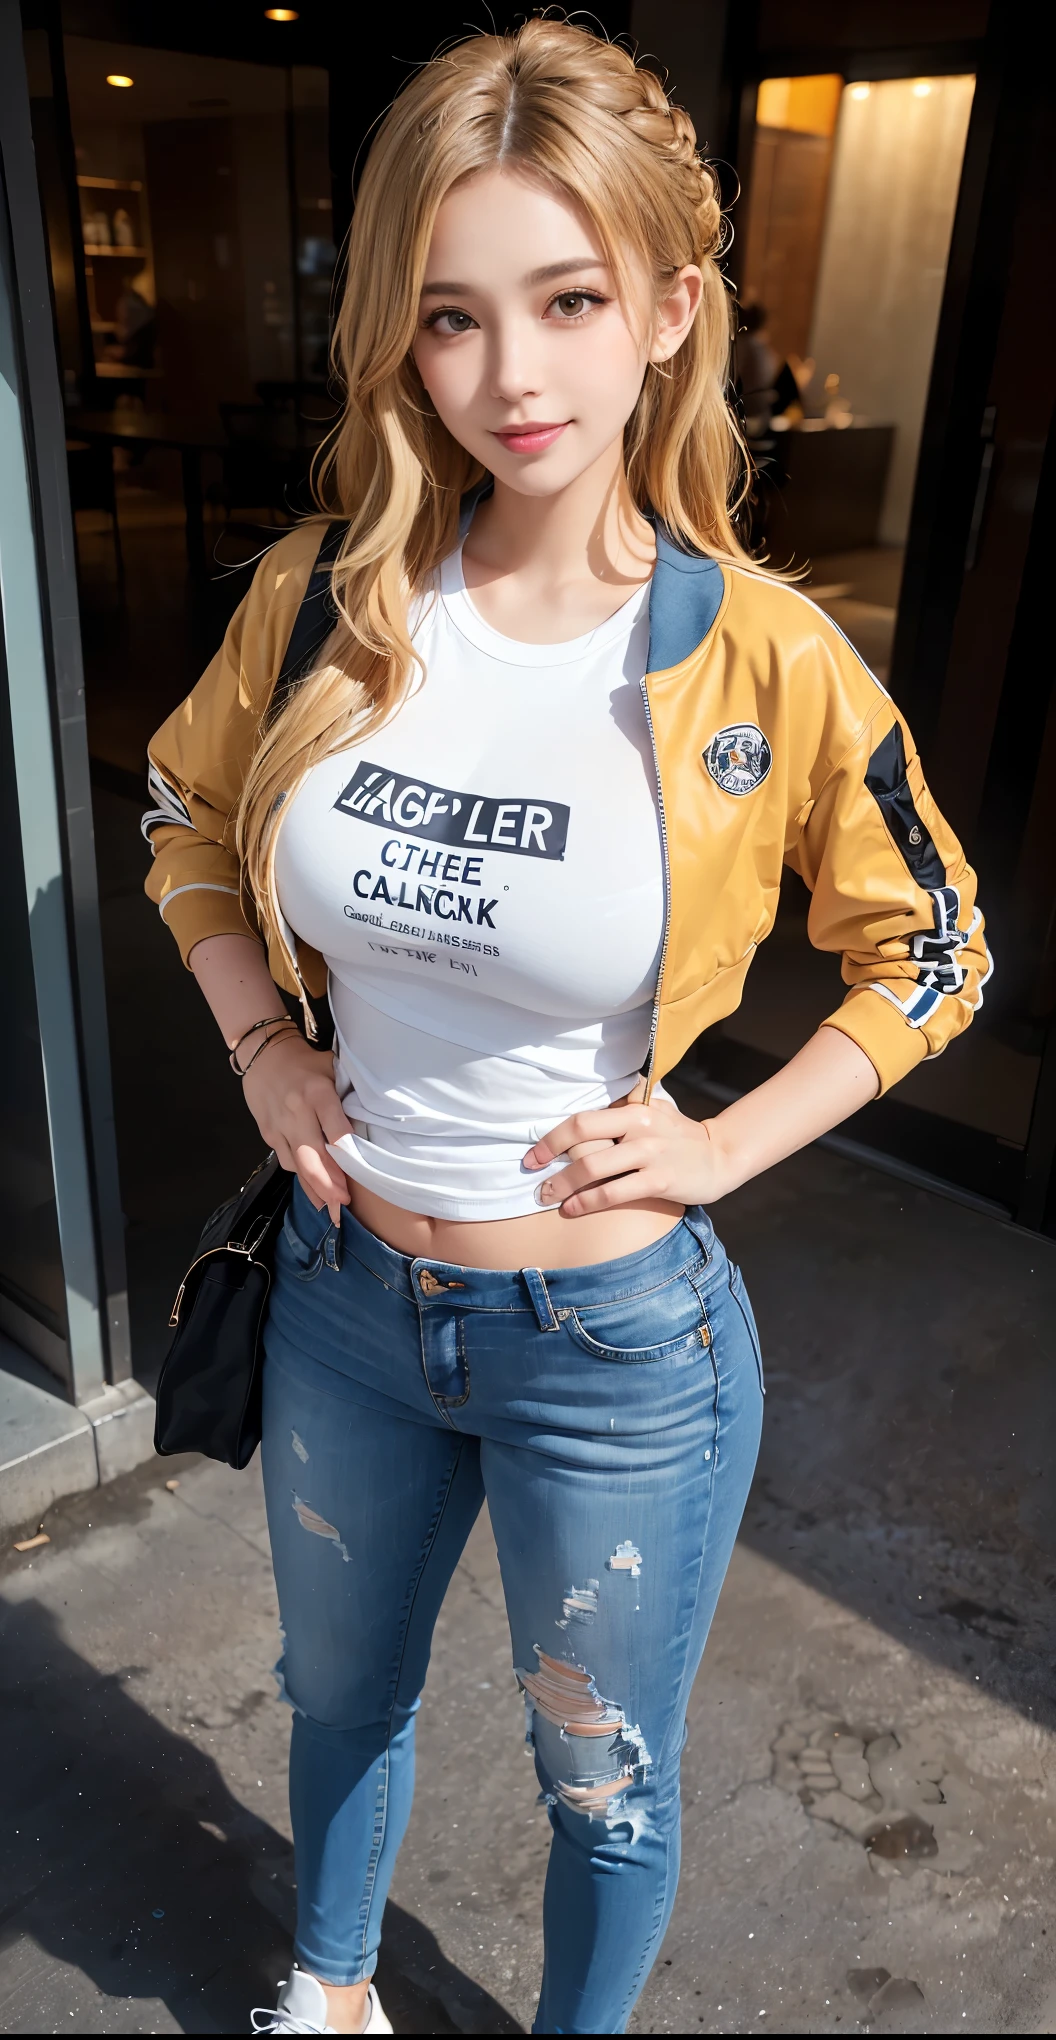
[146,761,193,823]
[864,935,994,1038]
[158,882,242,920]
[147,757,188,800]
[145,801,194,827]
[141,807,196,843]
[866,980,943,1028]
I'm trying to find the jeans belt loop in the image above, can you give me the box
[521,1265,560,1331]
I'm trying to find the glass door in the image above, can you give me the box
[699,56,1045,1213]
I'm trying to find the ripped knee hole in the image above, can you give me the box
[517,1648,651,1819]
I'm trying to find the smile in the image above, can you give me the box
[490,422,570,455]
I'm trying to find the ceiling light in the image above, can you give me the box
[106,73,134,88]
[264,8,299,17]
[850,84,871,100]
[912,80,933,97]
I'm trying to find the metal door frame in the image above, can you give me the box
[0,0,128,1396]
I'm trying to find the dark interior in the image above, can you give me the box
[13,0,1056,1391]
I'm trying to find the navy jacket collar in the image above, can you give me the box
[647,525,724,672]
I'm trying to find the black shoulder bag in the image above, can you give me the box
[154,519,350,1470]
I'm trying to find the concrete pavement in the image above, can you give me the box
[2,1140,1056,2034]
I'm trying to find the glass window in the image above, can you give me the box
[707,74,1033,1189]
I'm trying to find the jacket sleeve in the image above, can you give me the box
[785,698,991,1094]
[142,526,323,965]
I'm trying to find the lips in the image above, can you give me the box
[490,422,569,455]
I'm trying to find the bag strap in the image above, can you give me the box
[270,485,491,724]
[266,518,350,726]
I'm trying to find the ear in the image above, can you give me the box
[649,265,704,366]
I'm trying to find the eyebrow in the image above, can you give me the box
[420,258,608,297]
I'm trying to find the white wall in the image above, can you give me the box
[808,76,975,546]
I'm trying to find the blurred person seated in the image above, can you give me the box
[736,302,803,438]
[103,276,156,370]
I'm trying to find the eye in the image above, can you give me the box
[545,289,607,322]
[422,306,477,336]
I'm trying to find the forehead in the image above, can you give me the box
[423,166,608,278]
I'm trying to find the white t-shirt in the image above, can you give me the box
[274,546,664,1219]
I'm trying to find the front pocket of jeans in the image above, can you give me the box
[562,1273,710,1363]
[280,1205,327,1281]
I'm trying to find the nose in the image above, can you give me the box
[487,314,543,406]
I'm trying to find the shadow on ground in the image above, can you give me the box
[82,477,1056,1732]
[703,1128,1056,1728]
[0,1597,521,2035]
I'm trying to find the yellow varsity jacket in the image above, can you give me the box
[143,518,989,1097]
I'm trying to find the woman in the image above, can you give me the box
[143,22,987,2035]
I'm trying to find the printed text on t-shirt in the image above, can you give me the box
[334,761,569,860]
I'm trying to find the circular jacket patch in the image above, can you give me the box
[703,723,773,796]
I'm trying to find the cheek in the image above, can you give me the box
[565,327,647,423]
[561,307,645,392]
[414,344,478,432]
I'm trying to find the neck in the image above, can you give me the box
[467,439,654,593]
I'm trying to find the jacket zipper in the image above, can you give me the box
[639,673,671,1096]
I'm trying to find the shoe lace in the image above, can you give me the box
[250,2009,326,2036]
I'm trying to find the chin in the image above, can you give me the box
[494,465,580,496]
[487,451,599,497]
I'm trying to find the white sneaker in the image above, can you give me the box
[251,1966,393,2035]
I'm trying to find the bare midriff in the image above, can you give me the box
[348,1181,683,1270]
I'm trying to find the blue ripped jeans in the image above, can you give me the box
[261,1184,764,2035]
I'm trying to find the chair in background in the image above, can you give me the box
[213,403,316,533]
[66,438,124,589]
[254,380,342,439]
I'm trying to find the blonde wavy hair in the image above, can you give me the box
[238,16,757,970]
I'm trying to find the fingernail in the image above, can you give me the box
[523,1147,541,1169]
